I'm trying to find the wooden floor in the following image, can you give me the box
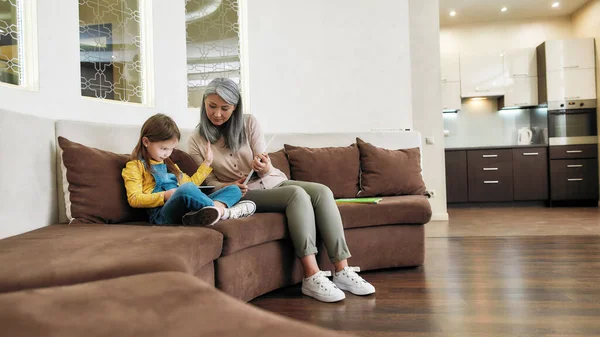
[251,206,600,337]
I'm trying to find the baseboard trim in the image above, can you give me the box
[431,212,449,221]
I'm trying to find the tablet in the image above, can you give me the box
[243,135,277,186]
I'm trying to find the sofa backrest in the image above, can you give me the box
[0,109,422,237]
[0,109,58,239]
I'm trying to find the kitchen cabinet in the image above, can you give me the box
[445,150,468,203]
[504,48,538,78]
[460,52,505,97]
[467,149,514,202]
[441,54,461,111]
[441,54,461,83]
[441,81,462,111]
[513,147,548,200]
[544,38,596,72]
[549,144,599,201]
[502,48,538,108]
[445,146,550,203]
[546,68,597,101]
[504,77,539,107]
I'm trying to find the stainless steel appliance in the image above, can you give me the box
[548,99,597,146]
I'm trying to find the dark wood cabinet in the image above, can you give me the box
[549,144,598,160]
[549,144,599,201]
[550,159,599,200]
[513,147,549,201]
[445,150,468,203]
[467,149,514,202]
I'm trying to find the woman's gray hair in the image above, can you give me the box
[197,78,247,152]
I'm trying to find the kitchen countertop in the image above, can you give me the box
[445,144,548,151]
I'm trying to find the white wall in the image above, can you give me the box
[572,0,600,114]
[409,0,447,221]
[244,0,413,134]
[440,17,573,55]
[0,0,194,128]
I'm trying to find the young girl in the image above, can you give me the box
[122,113,256,226]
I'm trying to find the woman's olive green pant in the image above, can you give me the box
[243,180,351,262]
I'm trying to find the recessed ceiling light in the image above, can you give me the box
[449,10,456,17]
[552,2,560,8]
[501,7,508,12]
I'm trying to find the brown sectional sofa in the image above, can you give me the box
[0,109,431,335]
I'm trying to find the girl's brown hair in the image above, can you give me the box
[131,113,182,180]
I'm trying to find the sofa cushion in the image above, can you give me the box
[0,224,223,293]
[356,137,426,197]
[58,136,147,224]
[284,144,360,198]
[268,149,291,179]
[0,272,347,337]
[338,195,431,229]
[211,213,288,256]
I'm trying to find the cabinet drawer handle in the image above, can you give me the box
[512,73,529,77]
[566,150,583,154]
[483,167,498,171]
[564,65,580,69]
[484,180,499,184]
[523,152,539,156]
[565,96,580,99]
[482,154,498,158]
[475,89,490,92]
[568,178,583,182]
[567,164,583,168]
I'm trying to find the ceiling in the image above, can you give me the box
[440,0,592,26]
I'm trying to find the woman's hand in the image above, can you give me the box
[202,141,213,167]
[163,188,177,202]
[252,153,271,175]
[233,177,248,196]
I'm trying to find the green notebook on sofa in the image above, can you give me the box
[335,197,382,204]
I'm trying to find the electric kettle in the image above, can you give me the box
[517,127,533,145]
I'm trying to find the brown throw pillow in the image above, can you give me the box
[268,149,291,179]
[356,137,426,197]
[170,148,199,177]
[58,137,147,224]
[284,144,360,198]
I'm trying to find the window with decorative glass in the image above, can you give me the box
[186,0,241,108]
[79,0,146,103]
[0,0,23,86]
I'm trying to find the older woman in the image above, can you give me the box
[187,78,375,303]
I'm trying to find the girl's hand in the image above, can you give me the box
[252,153,271,175]
[203,141,213,167]
[233,176,248,196]
[163,188,177,201]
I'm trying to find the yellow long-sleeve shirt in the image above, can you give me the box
[122,159,213,208]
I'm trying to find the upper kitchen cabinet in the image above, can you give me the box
[442,81,462,111]
[538,38,597,104]
[441,53,461,111]
[460,52,505,97]
[543,38,596,72]
[546,68,597,101]
[504,48,537,78]
[502,48,538,108]
[441,54,461,83]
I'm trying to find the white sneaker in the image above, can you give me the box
[227,200,257,219]
[302,271,345,303]
[333,267,376,296]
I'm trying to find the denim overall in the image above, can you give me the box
[146,162,242,225]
